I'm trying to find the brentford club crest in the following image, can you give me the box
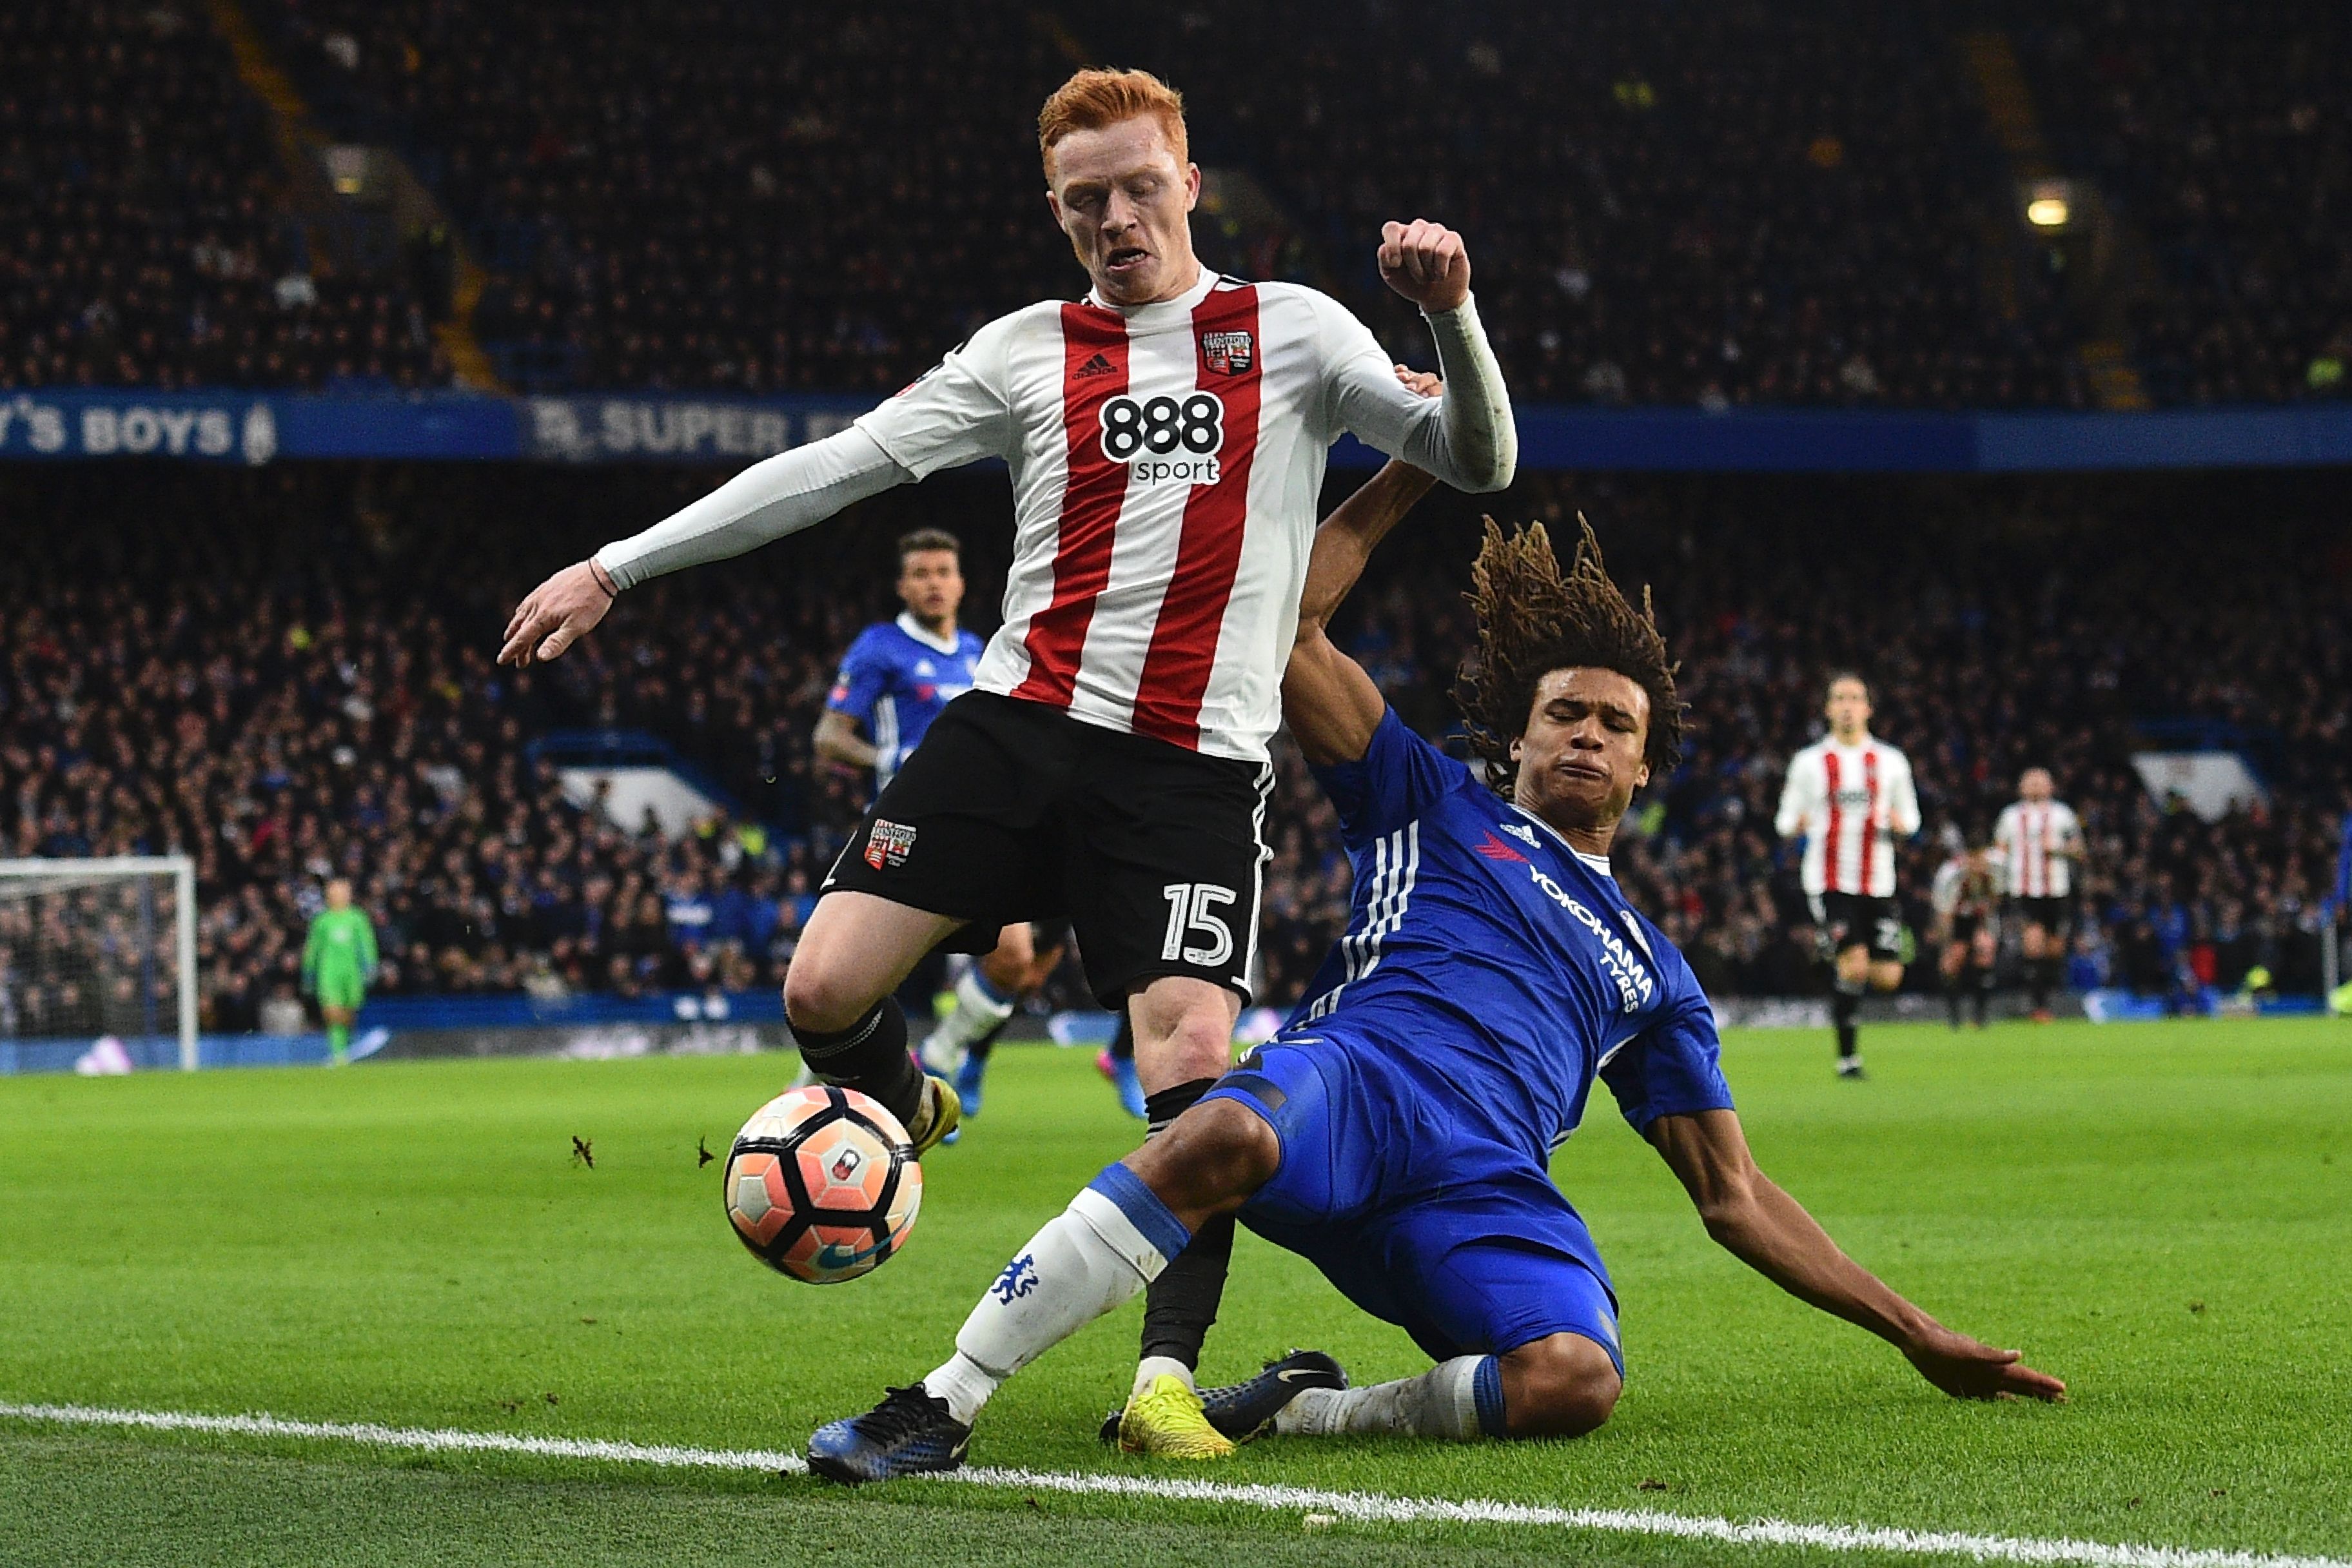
[865,819,917,870]
[1201,329,1253,375]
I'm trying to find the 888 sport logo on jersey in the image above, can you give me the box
[1099,391,1224,486]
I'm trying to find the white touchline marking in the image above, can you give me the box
[1,1400,2340,1568]
[0,1400,807,1476]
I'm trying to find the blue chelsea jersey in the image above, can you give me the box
[1288,709,1734,1161]
[826,613,985,785]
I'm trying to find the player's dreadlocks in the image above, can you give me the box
[1455,516,1683,798]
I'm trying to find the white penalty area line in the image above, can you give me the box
[1,1399,2340,1568]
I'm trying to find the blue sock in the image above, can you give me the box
[1084,1162,1191,1264]
[1473,1355,1507,1438]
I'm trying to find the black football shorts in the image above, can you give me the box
[1809,891,1905,961]
[823,692,1272,1006]
[2009,895,2072,935]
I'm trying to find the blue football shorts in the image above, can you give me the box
[1202,1033,1625,1375]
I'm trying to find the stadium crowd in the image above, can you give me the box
[257,0,1080,395]
[267,0,2079,407]
[0,4,447,393]
[10,0,2346,409]
[1092,2,2083,410]
[3,465,2344,1039]
[2011,0,2352,406]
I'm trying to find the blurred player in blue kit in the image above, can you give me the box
[812,528,987,795]
[808,463,2064,1482]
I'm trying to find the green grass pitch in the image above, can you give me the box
[2,1019,2347,1566]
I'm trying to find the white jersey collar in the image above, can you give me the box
[1084,265,1219,320]
[896,612,962,656]
[1506,803,1614,878]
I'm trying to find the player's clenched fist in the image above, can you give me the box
[498,558,616,667]
[1378,219,1471,314]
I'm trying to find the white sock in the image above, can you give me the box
[1273,1355,1496,1440]
[1132,1355,1195,1399]
[921,1183,1177,1424]
[919,1351,998,1428]
[919,968,1015,1073]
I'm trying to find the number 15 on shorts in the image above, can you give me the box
[1162,881,1237,967]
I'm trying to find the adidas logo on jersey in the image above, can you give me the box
[1073,351,1118,378]
[1500,821,1542,850]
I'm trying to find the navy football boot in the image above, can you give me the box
[1097,1349,1349,1446]
[807,1384,971,1484]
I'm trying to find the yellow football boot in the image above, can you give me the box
[1114,1374,1237,1459]
[905,1073,961,1156]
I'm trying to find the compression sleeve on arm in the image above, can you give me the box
[591,426,911,591]
[1326,292,1516,493]
[1421,295,1517,490]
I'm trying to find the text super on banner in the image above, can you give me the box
[522,397,863,462]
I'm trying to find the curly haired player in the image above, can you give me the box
[805,482,2063,1482]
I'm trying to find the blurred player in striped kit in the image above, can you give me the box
[1994,768,2084,1022]
[1775,675,1921,1078]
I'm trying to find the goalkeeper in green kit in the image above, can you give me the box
[302,879,378,1065]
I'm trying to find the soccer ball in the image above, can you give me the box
[723,1085,922,1284]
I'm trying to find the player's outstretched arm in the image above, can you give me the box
[1647,1109,2066,1404]
[812,710,879,771]
[1772,752,1814,841]
[1282,456,1438,766]
[1890,755,1923,837]
[498,426,914,667]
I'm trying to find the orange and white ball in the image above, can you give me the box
[723,1086,921,1284]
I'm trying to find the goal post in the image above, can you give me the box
[0,856,199,1072]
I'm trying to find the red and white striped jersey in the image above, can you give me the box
[1993,799,2081,898]
[1774,737,1921,897]
[854,271,1471,763]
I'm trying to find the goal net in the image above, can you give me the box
[0,857,197,1072]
